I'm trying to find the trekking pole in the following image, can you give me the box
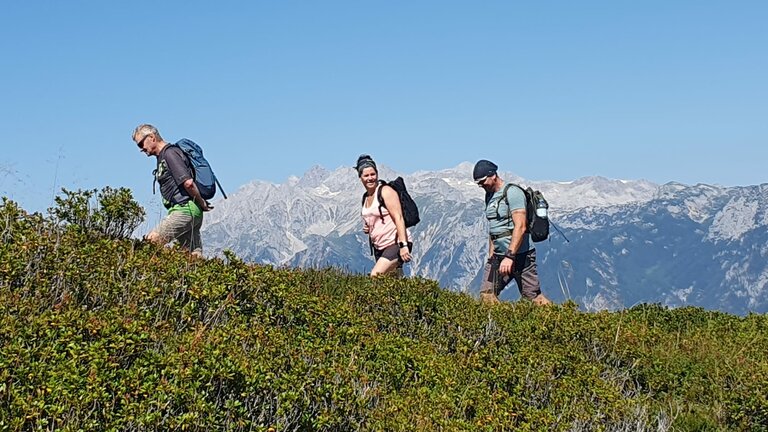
[557,267,572,300]
[215,177,228,199]
[549,219,570,242]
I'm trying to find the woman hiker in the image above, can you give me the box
[356,154,413,276]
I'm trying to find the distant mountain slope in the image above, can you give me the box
[203,164,768,314]
[546,182,768,314]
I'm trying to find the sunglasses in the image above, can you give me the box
[475,176,488,186]
[136,134,150,149]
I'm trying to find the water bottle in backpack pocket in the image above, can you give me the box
[526,187,549,242]
[535,192,548,218]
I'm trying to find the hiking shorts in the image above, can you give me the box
[480,249,541,300]
[152,211,203,255]
[373,242,413,265]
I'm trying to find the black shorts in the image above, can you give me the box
[373,242,413,265]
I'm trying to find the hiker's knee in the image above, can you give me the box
[370,258,400,277]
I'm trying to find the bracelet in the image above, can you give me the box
[504,250,516,259]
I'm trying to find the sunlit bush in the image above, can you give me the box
[47,186,145,239]
[0,197,766,431]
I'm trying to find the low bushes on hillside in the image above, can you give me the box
[0,195,766,431]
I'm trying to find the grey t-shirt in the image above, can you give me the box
[485,183,531,255]
[155,145,193,208]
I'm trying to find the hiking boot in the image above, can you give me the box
[532,294,552,306]
[480,292,501,305]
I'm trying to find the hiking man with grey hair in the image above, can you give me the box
[473,159,552,305]
[132,124,211,257]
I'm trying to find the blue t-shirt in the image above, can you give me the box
[485,183,530,255]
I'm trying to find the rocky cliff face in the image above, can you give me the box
[202,164,768,314]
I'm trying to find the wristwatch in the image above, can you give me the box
[398,241,409,249]
[504,249,516,259]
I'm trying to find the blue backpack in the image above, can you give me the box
[155,139,227,201]
[152,138,227,203]
[174,139,226,200]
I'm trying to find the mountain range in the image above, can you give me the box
[202,163,768,315]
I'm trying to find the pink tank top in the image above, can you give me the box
[361,184,412,250]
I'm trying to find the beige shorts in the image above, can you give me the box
[152,211,203,254]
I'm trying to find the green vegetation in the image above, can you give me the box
[0,189,766,431]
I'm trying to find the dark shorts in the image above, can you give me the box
[373,242,413,265]
[480,249,541,300]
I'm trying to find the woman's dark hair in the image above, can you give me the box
[355,154,377,176]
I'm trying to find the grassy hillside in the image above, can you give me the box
[1,196,767,431]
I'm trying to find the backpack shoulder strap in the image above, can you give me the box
[501,183,516,200]
[159,143,192,169]
[162,143,181,156]
[376,180,388,217]
[495,183,515,219]
[506,182,525,196]
[151,145,175,195]
[173,143,194,170]
[503,183,529,209]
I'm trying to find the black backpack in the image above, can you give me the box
[498,183,549,243]
[361,177,420,228]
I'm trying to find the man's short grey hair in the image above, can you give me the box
[133,124,162,141]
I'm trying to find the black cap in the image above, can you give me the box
[473,159,498,181]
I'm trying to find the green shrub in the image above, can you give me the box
[1,197,766,431]
[48,186,145,239]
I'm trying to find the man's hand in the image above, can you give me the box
[198,200,212,212]
[363,223,370,234]
[499,257,514,276]
[182,179,213,212]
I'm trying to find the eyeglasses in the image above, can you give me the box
[475,176,488,186]
[136,134,150,149]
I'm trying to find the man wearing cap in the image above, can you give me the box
[473,159,552,305]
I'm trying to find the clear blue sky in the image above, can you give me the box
[2,1,766,214]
